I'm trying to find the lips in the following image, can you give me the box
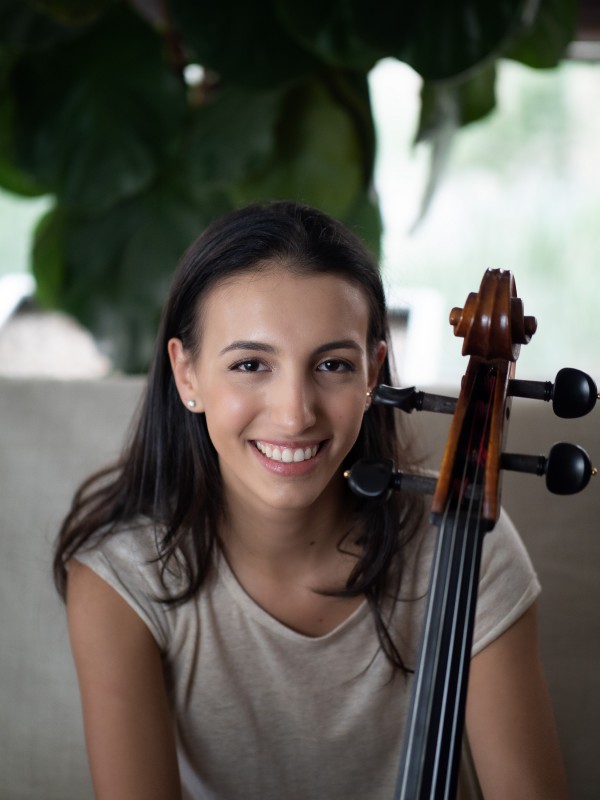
[254,440,320,463]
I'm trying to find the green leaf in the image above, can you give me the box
[0,0,84,49]
[398,0,536,80]
[0,63,46,195]
[11,4,188,215]
[414,64,497,224]
[503,0,578,68]
[186,84,284,185]
[456,66,498,127]
[238,76,364,219]
[340,186,382,258]
[273,0,382,71]
[27,0,117,26]
[31,206,68,307]
[8,0,579,374]
[417,65,498,144]
[349,0,416,57]
[170,0,320,88]
[34,168,233,371]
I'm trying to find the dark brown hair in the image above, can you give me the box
[54,200,422,669]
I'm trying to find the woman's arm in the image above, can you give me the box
[466,603,569,799]
[67,560,182,800]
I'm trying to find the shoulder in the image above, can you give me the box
[474,509,541,653]
[480,509,538,589]
[75,518,164,591]
[72,517,188,650]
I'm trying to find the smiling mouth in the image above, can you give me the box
[254,441,320,463]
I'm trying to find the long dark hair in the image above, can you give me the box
[54,200,423,670]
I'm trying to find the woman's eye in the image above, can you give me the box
[317,359,353,373]
[230,359,267,372]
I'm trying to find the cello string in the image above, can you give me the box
[444,370,497,797]
[431,415,479,794]
[404,385,481,797]
[396,365,498,799]
[396,466,461,797]
[396,500,455,796]
[434,368,496,797]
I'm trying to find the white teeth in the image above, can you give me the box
[256,441,319,463]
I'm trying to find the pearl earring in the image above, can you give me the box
[187,399,197,409]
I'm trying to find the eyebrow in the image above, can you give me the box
[218,339,364,356]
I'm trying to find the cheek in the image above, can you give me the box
[332,391,367,436]
[203,385,262,436]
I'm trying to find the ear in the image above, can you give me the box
[167,338,204,412]
[367,340,387,391]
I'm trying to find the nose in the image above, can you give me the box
[268,373,317,433]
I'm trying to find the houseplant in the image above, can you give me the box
[0,0,577,370]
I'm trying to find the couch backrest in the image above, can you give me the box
[1,377,598,799]
[1,377,144,800]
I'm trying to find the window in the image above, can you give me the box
[371,57,600,387]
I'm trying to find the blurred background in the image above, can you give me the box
[0,0,598,386]
[372,52,600,386]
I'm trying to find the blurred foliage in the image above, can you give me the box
[0,0,577,371]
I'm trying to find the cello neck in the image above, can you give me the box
[395,360,499,799]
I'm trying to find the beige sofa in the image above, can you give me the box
[1,376,598,799]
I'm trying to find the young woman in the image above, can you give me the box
[54,201,569,800]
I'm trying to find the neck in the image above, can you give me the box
[218,486,361,582]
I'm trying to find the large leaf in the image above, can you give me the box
[503,0,577,67]
[238,75,366,219]
[31,206,68,307]
[31,68,376,370]
[6,0,580,374]
[11,4,187,215]
[0,0,85,49]
[0,49,46,195]
[341,186,382,258]
[0,85,46,195]
[185,84,284,185]
[413,64,497,224]
[33,170,234,371]
[27,0,116,26]
[272,0,385,71]
[417,66,498,144]
[170,0,320,88]
[398,0,537,80]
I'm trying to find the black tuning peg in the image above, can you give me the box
[509,368,598,418]
[501,442,596,495]
[344,459,437,501]
[372,385,457,415]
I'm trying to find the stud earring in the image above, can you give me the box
[365,389,373,411]
[187,399,197,409]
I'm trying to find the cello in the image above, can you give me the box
[346,269,597,799]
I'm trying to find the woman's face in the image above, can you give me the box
[169,265,385,518]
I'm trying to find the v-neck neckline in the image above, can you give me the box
[215,551,370,643]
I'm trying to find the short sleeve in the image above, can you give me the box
[73,524,176,651]
[472,508,541,655]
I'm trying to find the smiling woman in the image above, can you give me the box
[168,268,384,520]
[53,201,568,800]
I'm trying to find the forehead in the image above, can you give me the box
[198,267,371,346]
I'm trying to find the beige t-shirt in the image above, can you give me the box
[76,509,540,800]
